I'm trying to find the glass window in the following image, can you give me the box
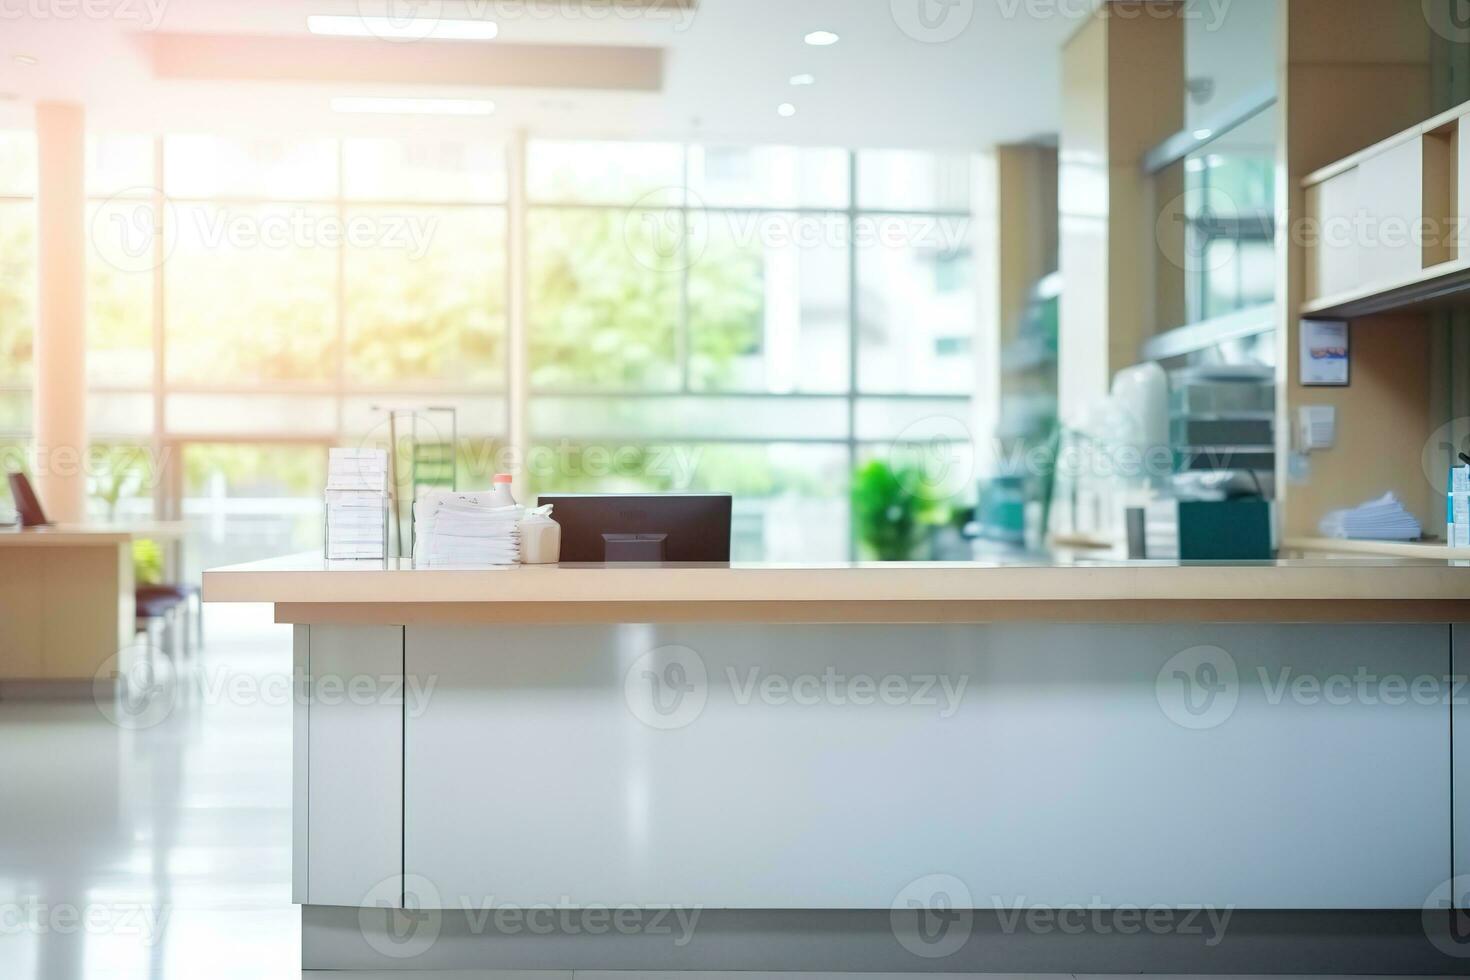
[856,215,975,394]
[528,207,679,390]
[687,145,848,209]
[527,140,682,205]
[857,150,971,212]
[344,138,507,203]
[86,442,157,522]
[181,442,327,572]
[164,135,339,200]
[345,206,507,386]
[0,199,35,384]
[87,134,155,199]
[687,210,849,393]
[165,202,339,383]
[87,199,155,386]
[0,130,37,196]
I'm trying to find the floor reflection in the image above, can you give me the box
[0,604,298,980]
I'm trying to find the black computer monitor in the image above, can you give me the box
[536,493,732,563]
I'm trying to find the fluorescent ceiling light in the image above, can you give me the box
[804,30,839,46]
[307,15,499,41]
[331,96,495,116]
[12,54,38,66]
[789,73,815,86]
[777,102,797,118]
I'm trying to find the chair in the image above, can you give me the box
[8,471,51,527]
[136,585,197,658]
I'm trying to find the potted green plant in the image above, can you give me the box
[851,460,948,561]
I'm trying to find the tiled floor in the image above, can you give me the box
[0,605,1461,980]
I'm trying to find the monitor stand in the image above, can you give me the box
[601,533,667,562]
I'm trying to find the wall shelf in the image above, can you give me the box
[1300,96,1470,321]
[1283,536,1470,560]
[1301,256,1470,320]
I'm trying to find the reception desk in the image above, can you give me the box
[0,526,135,690]
[204,555,1470,973]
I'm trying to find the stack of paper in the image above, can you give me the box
[328,448,389,491]
[326,448,389,559]
[1318,492,1422,541]
[413,490,522,566]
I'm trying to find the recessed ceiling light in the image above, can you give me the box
[307,15,498,41]
[777,102,797,118]
[804,30,839,46]
[331,96,496,116]
[12,54,38,66]
[1192,128,1213,141]
[789,73,815,86]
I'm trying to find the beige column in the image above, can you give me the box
[1057,2,1183,425]
[1276,0,1433,536]
[33,102,88,523]
[975,144,1059,466]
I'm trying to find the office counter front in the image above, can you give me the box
[204,556,1470,973]
[0,527,135,690]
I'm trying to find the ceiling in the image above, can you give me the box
[0,0,1090,149]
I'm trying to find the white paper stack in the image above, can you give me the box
[413,490,522,566]
[1318,492,1422,541]
[326,448,389,559]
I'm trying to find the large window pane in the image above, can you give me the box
[0,130,37,196]
[344,138,506,203]
[86,442,156,523]
[688,145,848,209]
[530,394,848,442]
[688,210,849,393]
[528,207,679,390]
[0,200,35,384]
[87,134,154,198]
[857,149,970,212]
[856,216,975,394]
[164,136,338,200]
[87,199,154,386]
[345,206,506,386]
[165,202,338,383]
[181,442,326,572]
[527,140,682,205]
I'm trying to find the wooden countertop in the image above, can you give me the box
[203,552,1470,625]
[0,526,133,547]
[0,522,188,548]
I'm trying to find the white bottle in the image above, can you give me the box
[488,473,517,509]
[519,507,562,564]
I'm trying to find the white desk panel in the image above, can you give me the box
[399,622,1450,911]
